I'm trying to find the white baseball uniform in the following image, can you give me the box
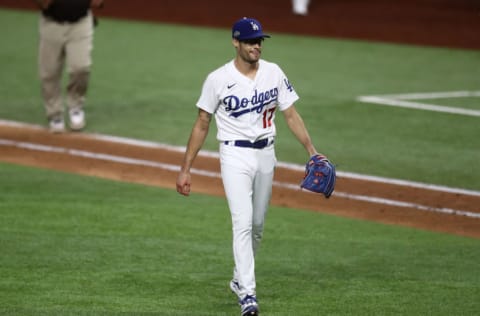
[197,59,299,297]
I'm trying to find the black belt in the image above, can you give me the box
[43,12,88,24]
[224,138,273,149]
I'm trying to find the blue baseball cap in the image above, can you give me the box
[232,17,271,41]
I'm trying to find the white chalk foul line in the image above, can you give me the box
[276,182,480,218]
[379,91,480,100]
[357,90,480,117]
[0,138,217,178]
[1,138,479,219]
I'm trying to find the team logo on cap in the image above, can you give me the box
[250,22,259,31]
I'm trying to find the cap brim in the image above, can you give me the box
[237,33,271,40]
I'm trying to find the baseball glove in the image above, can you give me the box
[300,154,336,198]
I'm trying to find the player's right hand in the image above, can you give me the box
[176,171,191,196]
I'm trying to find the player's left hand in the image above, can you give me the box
[300,154,336,198]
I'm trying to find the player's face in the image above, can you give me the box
[235,38,264,64]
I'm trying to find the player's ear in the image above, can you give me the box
[232,38,240,48]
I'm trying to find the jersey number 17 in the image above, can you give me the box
[262,107,276,128]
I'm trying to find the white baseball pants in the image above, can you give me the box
[220,142,276,298]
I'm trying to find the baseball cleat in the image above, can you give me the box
[69,108,85,131]
[230,279,241,298]
[49,116,65,133]
[240,295,259,316]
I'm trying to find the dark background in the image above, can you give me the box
[1,0,479,50]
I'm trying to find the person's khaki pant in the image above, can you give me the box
[38,11,93,120]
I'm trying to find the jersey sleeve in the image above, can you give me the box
[275,65,299,111]
[196,73,220,114]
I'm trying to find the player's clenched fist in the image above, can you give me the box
[176,171,191,196]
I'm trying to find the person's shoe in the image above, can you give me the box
[49,116,65,133]
[239,295,259,316]
[69,108,85,131]
[230,279,241,298]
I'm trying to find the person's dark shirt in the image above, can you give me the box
[42,0,91,23]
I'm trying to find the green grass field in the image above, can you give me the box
[1,8,479,315]
[1,164,479,315]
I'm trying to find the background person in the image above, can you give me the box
[292,0,311,15]
[34,0,104,133]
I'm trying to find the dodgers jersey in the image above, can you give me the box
[196,59,299,142]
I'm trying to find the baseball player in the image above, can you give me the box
[176,17,321,316]
[34,0,104,133]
